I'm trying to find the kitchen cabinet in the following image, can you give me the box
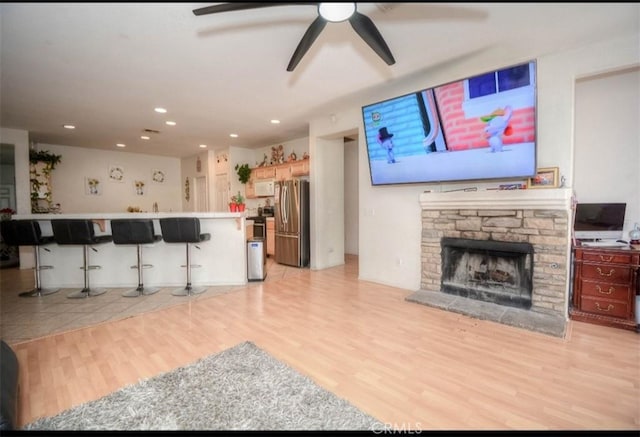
[267,218,275,257]
[245,177,255,199]
[290,159,309,177]
[247,159,310,198]
[253,166,276,180]
[275,163,291,181]
[570,245,638,331]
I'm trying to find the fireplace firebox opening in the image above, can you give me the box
[440,237,534,310]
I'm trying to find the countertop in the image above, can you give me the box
[15,212,246,220]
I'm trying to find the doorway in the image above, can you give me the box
[0,143,19,268]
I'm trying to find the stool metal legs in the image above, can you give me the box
[18,246,59,298]
[122,244,159,297]
[67,245,107,299]
[171,243,207,296]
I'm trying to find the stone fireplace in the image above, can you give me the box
[441,237,534,309]
[408,188,573,336]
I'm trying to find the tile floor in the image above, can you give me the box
[1,256,306,345]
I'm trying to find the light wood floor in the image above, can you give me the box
[3,255,639,430]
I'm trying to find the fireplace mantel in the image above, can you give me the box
[419,188,573,211]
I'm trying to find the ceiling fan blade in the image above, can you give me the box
[193,3,319,16]
[287,16,327,72]
[348,11,395,66]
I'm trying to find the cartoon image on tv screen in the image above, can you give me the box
[377,127,396,163]
[362,61,537,185]
[482,106,513,153]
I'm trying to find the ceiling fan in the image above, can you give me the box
[192,2,396,72]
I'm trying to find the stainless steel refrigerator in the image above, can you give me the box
[275,179,310,267]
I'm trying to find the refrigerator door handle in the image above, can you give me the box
[283,184,288,226]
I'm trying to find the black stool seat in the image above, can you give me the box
[0,219,59,297]
[51,219,113,299]
[159,217,210,296]
[111,219,162,297]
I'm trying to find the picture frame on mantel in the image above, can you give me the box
[527,167,559,189]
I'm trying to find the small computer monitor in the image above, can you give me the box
[573,203,626,240]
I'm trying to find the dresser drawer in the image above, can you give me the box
[581,251,633,265]
[581,264,632,283]
[580,297,630,319]
[580,281,632,301]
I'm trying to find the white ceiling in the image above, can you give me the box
[1,3,638,158]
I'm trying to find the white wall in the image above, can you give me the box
[309,33,640,292]
[40,143,182,213]
[573,66,640,235]
[310,136,345,270]
[344,138,359,255]
[252,137,309,168]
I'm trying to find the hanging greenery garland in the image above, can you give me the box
[29,149,62,169]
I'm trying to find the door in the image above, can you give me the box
[214,174,229,212]
[194,176,208,212]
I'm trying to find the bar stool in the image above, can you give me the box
[51,219,113,299]
[159,217,211,296]
[0,219,59,297]
[110,218,162,297]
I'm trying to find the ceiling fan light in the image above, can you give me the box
[318,3,356,23]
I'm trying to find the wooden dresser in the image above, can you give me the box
[570,245,639,331]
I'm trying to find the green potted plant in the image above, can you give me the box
[234,191,245,212]
[235,163,251,184]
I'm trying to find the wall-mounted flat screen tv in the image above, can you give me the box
[573,203,626,240]
[362,60,537,186]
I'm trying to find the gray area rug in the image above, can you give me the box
[23,341,381,431]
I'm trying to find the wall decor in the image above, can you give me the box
[196,156,202,173]
[152,169,165,184]
[30,149,62,212]
[134,180,146,196]
[184,177,190,201]
[85,177,102,196]
[108,165,124,182]
[527,167,559,189]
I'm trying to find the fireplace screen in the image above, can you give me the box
[440,237,534,309]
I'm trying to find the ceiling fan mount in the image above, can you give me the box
[193,2,396,72]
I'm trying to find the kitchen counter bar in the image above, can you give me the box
[13,212,249,288]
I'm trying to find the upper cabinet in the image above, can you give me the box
[290,160,309,177]
[253,166,276,180]
[245,159,310,198]
[275,164,291,181]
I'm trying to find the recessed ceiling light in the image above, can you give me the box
[154,107,167,113]
[116,143,126,148]
[229,133,238,138]
[199,144,208,149]
[141,135,150,140]
[63,124,75,129]
[165,121,176,126]
[270,119,280,124]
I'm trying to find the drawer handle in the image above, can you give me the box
[595,285,614,295]
[599,255,614,262]
[595,302,614,312]
[596,267,615,277]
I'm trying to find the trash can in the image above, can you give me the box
[247,238,266,281]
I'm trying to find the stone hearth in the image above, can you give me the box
[407,188,573,337]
